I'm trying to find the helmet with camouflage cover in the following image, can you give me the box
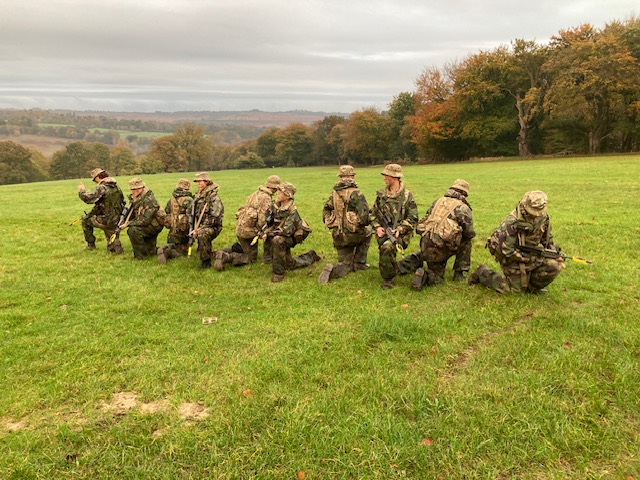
[520,191,548,217]
[265,175,281,189]
[337,165,355,177]
[128,177,146,190]
[277,182,296,198]
[381,163,403,178]
[90,168,106,180]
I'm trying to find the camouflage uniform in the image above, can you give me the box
[78,168,125,253]
[156,178,193,264]
[267,182,320,282]
[399,179,475,287]
[125,178,164,260]
[318,165,372,283]
[469,191,563,294]
[214,175,280,271]
[190,172,224,269]
[369,164,418,288]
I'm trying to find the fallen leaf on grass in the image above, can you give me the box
[429,346,437,356]
[297,471,305,480]
[242,389,252,397]
[630,285,636,290]
[356,289,363,295]
[422,437,434,446]
[401,304,409,308]
[202,317,218,325]
[563,341,572,349]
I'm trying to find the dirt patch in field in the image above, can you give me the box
[5,418,28,432]
[140,399,170,415]
[102,392,138,416]
[178,402,209,422]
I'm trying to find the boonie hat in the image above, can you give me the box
[194,172,211,182]
[381,163,403,178]
[90,168,106,180]
[265,175,281,189]
[177,178,190,190]
[521,191,548,217]
[337,165,355,177]
[277,182,296,198]
[450,178,469,195]
[128,177,145,190]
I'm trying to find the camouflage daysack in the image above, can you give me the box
[294,218,312,244]
[419,197,462,247]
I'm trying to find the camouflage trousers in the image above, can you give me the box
[195,226,222,262]
[218,238,253,267]
[82,215,119,253]
[160,228,191,259]
[128,224,163,260]
[271,235,318,275]
[398,235,472,282]
[375,234,411,280]
[475,258,563,293]
[332,230,372,272]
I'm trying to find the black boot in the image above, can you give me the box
[198,259,212,270]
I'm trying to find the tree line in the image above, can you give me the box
[1,18,638,185]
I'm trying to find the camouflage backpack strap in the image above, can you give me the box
[169,195,180,226]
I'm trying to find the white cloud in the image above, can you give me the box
[0,0,637,112]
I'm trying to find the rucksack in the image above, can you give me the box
[419,197,462,247]
[294,218,312,244]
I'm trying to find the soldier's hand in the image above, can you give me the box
[77,182,84,192]
[376,227,385,237]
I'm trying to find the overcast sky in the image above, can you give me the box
[1,0,637,114]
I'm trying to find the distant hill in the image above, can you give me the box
[46,109,347,128]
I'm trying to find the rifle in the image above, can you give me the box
[68,211,88,226]
[187,199,207,256]
[374,206,404,256]
[250,206,275,246]
[518,245,592,265]
[109,205,132,244]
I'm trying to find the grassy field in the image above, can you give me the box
[1,157,639,479]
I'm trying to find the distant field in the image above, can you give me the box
[0,133,71,157]
[1,157,639,478]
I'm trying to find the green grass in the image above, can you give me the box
[1,157,639,479]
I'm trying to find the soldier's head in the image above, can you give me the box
[91,168,107,182]
[520,191,548,218]
[177,178,190,190]
[128,177,146,197]
[194,172,212,191]
[264,175,281,192]
[337,165,355,179]
[276,182,296,202]
[381,163,403,188]
[450,178,469,196]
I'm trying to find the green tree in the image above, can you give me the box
[255,128,281,167]
[310,115,345,165]
[341,108,391,165]
[275,123,313,167]
[543,22,640,153]
[0,141,47,185]
[50,142,92,180]
[110,144,137,175]
[387,92,417,161]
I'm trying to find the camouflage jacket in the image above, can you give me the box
[235,185,274,238]
[78,177,125,224]
[322,179,369,235]
[127,188,162,228]
[488,203,555,263]
[191,183,224,230]
[369,182,418,237]
[268,198,301,238]
[417,189,475,242]
[164,187,193,231]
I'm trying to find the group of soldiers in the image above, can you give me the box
[77,164,566,293]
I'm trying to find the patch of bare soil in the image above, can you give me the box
[178,402,209,422]
[102,392,138,416]
[140,399,170,415]
[5,419,28,432]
